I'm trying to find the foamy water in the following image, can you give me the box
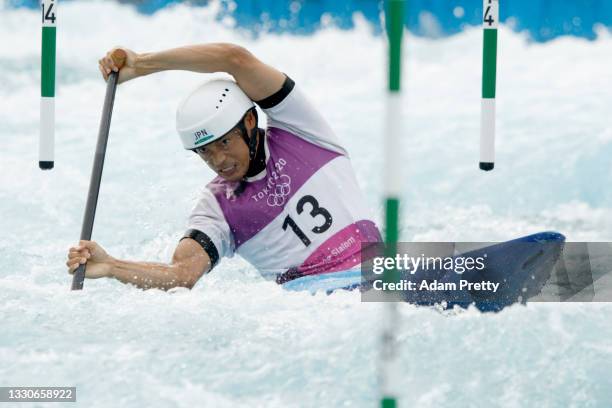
[1,1,611,406]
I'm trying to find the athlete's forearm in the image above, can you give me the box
[134,43,244,78]
[109,258,194,290]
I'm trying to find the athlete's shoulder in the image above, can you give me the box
[205,176,239,200]
[258,76,347,156]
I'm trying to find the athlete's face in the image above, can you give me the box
[194,111,256,182]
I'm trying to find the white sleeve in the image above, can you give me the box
[258,77,348,156]
[185,188,234,264]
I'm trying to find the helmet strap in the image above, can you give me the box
[248,126,258,160]
[237,121,259,159]
[233,127,260,198]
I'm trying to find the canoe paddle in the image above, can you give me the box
[71,52,124,290]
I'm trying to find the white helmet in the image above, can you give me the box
[176,79,255,150]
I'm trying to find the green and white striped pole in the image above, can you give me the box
[40,0,57,170]
[380,1,404,407]
[480,0,498,171]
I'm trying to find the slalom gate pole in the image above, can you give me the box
[380,1,404,407]
[40,0,57,170]
[71,71,120,290]
[480,0,499,171]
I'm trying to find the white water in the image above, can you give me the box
[1,1,612,406]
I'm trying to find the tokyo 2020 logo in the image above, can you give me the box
[266,174,291,207]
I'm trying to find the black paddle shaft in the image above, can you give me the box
[71,72,119,290]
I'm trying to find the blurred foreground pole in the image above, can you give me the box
[480,0,499,171]
[380,1,404,407]
[40,0,57,170]
[71,72,119,290]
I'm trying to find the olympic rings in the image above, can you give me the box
[267,174,291,207]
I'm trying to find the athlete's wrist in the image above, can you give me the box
[133,52,158,77]
[105,257,119,279]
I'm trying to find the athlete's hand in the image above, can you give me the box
[66,240,115,279]
[98,47,139,84]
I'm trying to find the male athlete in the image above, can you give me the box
[67,43,381,291]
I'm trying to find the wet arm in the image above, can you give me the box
[110,238,211,290]
[134,43,286,100]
